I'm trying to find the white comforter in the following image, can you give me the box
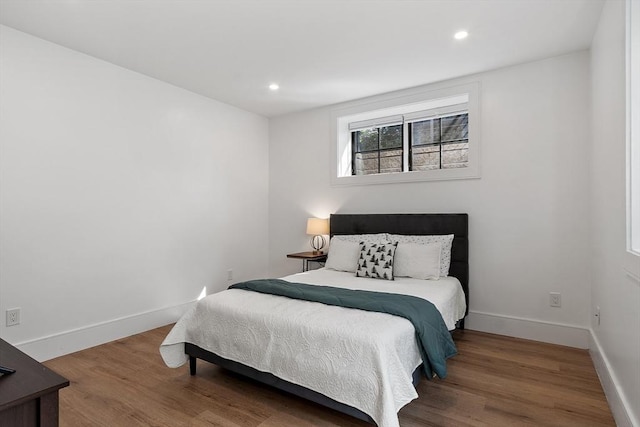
[160,269,466,427]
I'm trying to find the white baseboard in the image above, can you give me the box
[590,330,637,427]
[15,300,196,362]
[465,310,590,349]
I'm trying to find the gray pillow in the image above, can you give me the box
[325,238,360,272]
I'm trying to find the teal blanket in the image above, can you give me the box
[229,279,457,379]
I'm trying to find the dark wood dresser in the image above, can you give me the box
[0,338,69,427]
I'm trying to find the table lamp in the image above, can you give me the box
[306,218,330,254]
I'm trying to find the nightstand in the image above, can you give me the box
[0,338,69,426]
[287,251,327,272]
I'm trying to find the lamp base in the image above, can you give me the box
[310,235,326,253]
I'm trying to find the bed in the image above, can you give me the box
[160,213,469,427]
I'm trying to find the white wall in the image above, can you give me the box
[269,51,592,348]
[589,1,640,425]
[0,26,270,360]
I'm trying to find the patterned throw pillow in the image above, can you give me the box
[355,241,398,280]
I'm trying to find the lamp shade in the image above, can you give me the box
[306,218,329,235]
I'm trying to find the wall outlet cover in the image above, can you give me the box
[6,308,20,326]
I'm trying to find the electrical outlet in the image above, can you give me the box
[6,308,20,326]
[549,292,561,308]
[227,269,233,281]
[595,306,601,325]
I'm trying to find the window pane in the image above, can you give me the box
[380,149,402,173]
[354,152,379,175]
[353,125,402,175]
[356,128,379,152]
[380,125,402,149]
[442,142,469,168]
[410,113,469,171]
[411,119,440,146]
[411,145,440,170]
[441,114,468,142]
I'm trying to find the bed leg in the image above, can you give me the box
[458,318,465,330]
[189,356,197,375]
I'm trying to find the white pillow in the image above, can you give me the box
[332,233,389,243]
[394,243,441,280]
[388,234,454,276]
[325,238,360,272]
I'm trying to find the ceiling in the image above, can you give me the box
[0,0,604,117]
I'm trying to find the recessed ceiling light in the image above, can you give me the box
[454,30,468,40]
[269,83,280,91]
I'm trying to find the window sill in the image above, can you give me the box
[331,166,480,187]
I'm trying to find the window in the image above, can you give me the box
[331,82,479,186]
[409,113,469,171]
[350,112,469,175]
[352,123,403,175]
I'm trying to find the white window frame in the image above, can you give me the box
[330,82,480,186]
[626,0,640,278]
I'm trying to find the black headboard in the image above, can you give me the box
[330,213,469,317]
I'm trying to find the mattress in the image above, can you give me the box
[160,269,466,427]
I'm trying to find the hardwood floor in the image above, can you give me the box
[44,326,615,426]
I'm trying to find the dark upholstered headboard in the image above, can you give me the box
[330,213,469,317]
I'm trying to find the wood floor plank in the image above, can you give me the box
[44,326,615,426]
